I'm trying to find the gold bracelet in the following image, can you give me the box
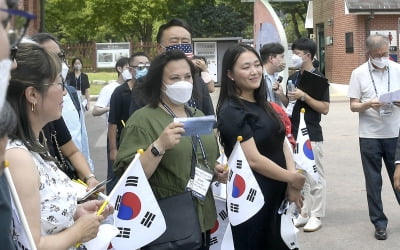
[84,173,96,183]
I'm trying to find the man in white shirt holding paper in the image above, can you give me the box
[348,34,400,241]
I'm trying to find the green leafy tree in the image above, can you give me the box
[86,0,171,43]
[186,4,247,38]
[270,1,308,42]
[44,0,255,43]
[44,0,91,44]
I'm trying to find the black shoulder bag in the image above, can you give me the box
[142,139,203,250]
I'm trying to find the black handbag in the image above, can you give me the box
[142,191,202,250]
[142,135,206,250]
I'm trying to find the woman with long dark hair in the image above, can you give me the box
[66,57,90,110]
[6,43,112,249]
[217,44,305,249]
[114,50,227,249]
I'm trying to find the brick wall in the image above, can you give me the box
[22,0,40,35]
[313,0,400,85]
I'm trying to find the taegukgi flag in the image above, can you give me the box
[108,152,166,249]
[209,195,230,250]
[293,108,319,182]
[226,138,264,226]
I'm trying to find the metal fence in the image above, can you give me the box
[63,41,158,72]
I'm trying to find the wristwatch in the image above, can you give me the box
[300,94,306,102]
[151,143,164,157]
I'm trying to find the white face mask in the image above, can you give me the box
[370,56,389,69]
[0,59,13,111]
[163,81,193,105]
[74,64,82,71]
[61,62,69,81]
[291,54,303,68]
[122,69,132,81]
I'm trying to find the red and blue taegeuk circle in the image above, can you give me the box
[302,140,314,160]
[232,174,246,198]
[117,192,142,220]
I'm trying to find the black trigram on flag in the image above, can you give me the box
[230,203,239,213]
[301,127,308,136]
[219,209,228,220]
[125,176,139,187]
[294,143,299,154]
[313,165,317,173]
[246,188,257,202]
[114,195,122,211]
[209,236,218,245]
[140,211,156,228]
[117,227,131,238]
[236,159,242,169]
[228,170,233,182]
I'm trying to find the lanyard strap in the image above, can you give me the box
[161,102,210,172]
[368,63,390,97]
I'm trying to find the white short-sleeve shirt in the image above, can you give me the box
[95,80,120,121]
[348,60,400,138]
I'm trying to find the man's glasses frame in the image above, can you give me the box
[129,63,151,71]
[0,8,36,60]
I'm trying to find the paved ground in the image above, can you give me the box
[86,88,400,250]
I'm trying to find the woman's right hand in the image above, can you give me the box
[74,213,103,243]
[288,171,305,191]
[155,122,185,152]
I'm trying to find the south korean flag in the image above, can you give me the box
[226,139,264,226]
[108,152,166,249]
[293,108,319,182]
[209,196,230,249]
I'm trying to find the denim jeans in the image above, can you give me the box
[359,137,400,229]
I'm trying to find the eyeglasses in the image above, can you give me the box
[129,63,150,71]
[43,81,65,91]
[57,50,66,63]
[0,8,36,48]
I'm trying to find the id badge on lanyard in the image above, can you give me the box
[380,103,393,116]
[186,136,213,200]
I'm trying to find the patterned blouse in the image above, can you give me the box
[7,140,77,249]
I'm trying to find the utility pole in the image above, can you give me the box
[39,0,45,32]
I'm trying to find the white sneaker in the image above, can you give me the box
[303,217,322,232]
[293,214,309,227]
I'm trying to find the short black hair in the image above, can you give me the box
[128,52,148,66]
[291,38,316,58]
[115,57,129,75]
[259,42,284,64]
[31,33,61,48]
[156,18,192,44]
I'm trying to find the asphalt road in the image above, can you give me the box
[86,88,400,250]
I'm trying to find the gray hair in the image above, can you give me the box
[366,34,389,52]
[0,102,16,138]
